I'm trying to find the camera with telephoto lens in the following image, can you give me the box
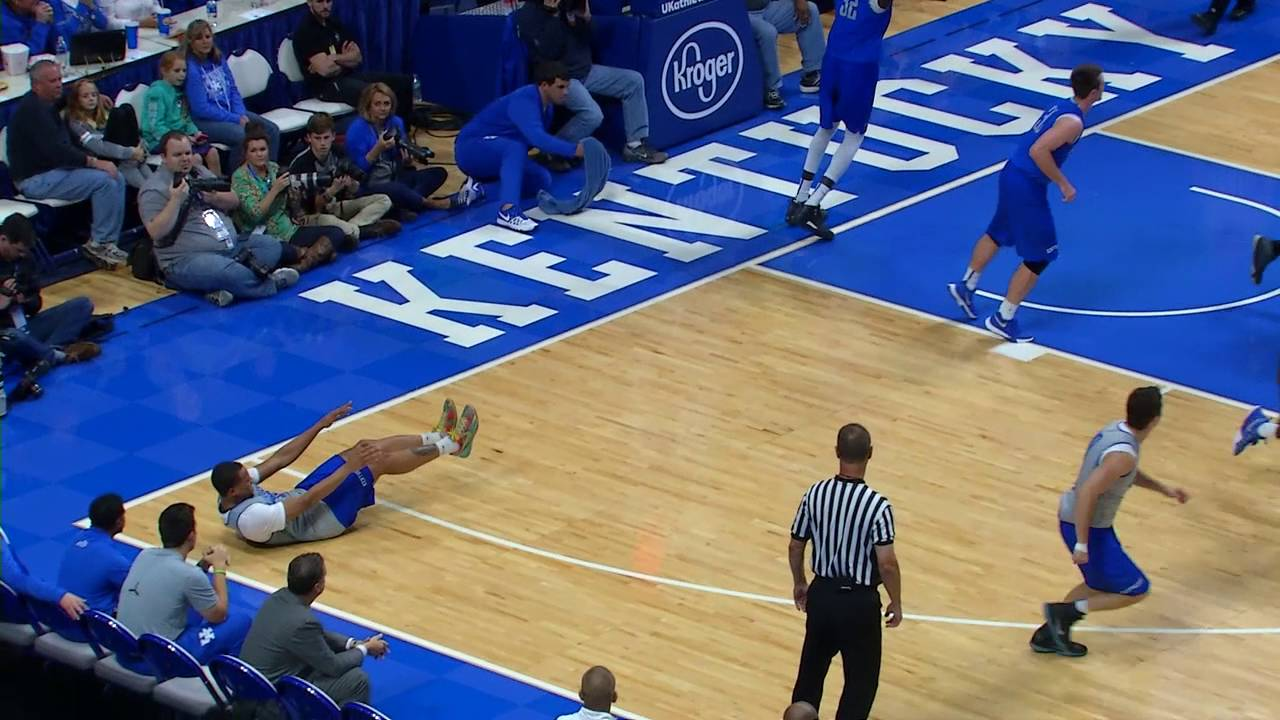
[382,128,435,164]
[231,247,272,280]
[174,172,231,194]
[289,159,366,194]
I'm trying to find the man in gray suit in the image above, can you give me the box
[240,553,388,708]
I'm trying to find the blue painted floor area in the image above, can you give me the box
[767,135,1280,405]
[2,0,1278,714]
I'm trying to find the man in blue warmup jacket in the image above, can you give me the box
[455,61,584,234]
[1,526,88,621]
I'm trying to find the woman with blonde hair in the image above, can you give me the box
[344,83,480,221]
[64,79,151,188]
[184,19,280,170]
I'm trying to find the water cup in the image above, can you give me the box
[157,9,173,35]
[124,22,138,50]
[1,44,29,78]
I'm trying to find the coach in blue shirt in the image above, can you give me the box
[454,61,584,235]
[1,526,87,620]
[58,493,131,617]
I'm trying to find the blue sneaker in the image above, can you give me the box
[1233,406,1269,456]
[947,282,977,320]
[985,313,1034,343]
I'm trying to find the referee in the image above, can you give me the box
[788,423,902,720]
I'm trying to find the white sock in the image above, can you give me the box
[963,268,980,291]
[1260,422,1278,439]
[794,174,813,203]
[803,126,835,176]
[433,436,459,455]
[998,300,1018,321]
[1073,599,1088,614]
[806,181,833,208]
[420,431,443,445]
[627,140,641,148]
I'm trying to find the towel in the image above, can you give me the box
[537,137,611,216]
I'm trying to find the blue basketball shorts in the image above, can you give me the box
[1059,521,1150,596]
[818,57,880,134]
[296,454,376,528]
[986,166,1059,263]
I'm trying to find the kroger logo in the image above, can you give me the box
[661,21,744,121]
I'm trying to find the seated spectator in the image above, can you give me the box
[54,493,131,640]
[293,0,414,124]
[240,553,387,709]
[1,0,107,56]
[231,125,338,273]
[1,526,87,621]
[6,60,127,268]
[748,0,824,110]
[142,50,221,176]
[782,702,819,720]
[66,78,152,188]
[139,132,299,307]
[97,0,174,29]
[0,213,101,382]
[516,0,665,166]
[184,20,281,171]
[115,502,252,668]
[287,112,400,246]
[58,493,130,616]
[556,666,618,720]
[345,83,479,222]
[454,62,583,233]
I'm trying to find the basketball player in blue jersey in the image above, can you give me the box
[211,399,480,546]
[785,0,893,241]
[1033,387,1190,657]
[947,65,1105,344]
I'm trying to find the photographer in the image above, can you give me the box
[0,213,101,374]
[230,124,339,274]
[287,113,400,248]
[346,83,483,222]
[139,131,299,308]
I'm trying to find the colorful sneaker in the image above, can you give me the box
[1233,405,1269,456]
[948,282,977,320]
[450,404,480,458]
[497,210,538,233]
[985,313,1034,343]
[434,398,459,436]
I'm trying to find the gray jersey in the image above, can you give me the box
[1058,421,1140,528]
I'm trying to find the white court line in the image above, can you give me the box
[259,469,1280,637]
[1098,131,1280,181]
[1190,186,1280,219]
[972,286,1280,318]
[106,529,653,720]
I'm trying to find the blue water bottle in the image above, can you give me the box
[206,0,218,24]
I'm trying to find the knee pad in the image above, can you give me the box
[1023,259,1050,276]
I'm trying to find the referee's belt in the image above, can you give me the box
[813,576,875,592]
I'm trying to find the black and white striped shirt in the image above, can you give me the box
[791,476,895,585]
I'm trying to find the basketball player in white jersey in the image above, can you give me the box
[1034,387,1190,657]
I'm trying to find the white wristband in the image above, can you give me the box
[345,637,356,650]
[355,643,368,657]
[1074,542,1088,553]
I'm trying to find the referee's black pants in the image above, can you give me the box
[791,577,882,720]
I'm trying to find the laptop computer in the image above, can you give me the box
[70,30,127,66]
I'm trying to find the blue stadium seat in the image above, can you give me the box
[209,653,280,710]
[343,700,394,719]
[0,580,39,649]
[137,633,227,716]
[277,675,341,720]
[80,611,158,696]
[26,598,100,671]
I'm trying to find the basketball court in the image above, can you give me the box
[8,0,1280,717]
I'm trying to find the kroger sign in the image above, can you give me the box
[661,21,744,121]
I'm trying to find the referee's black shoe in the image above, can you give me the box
[1043,603,1088,657]
[1030,622,1088,657]
[798,204,835,241]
